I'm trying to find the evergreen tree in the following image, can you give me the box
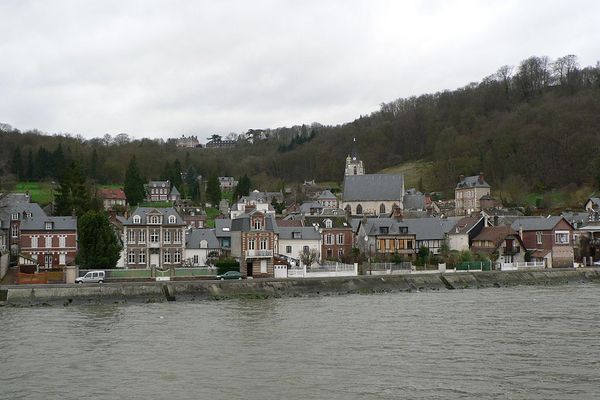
[70,161,89,216]
[124,156,145,206]
[51,143,66,179]
[54,171,73,216]
[185,166,200,203]
[34,146,51,180]
[11,146,22,179]
[26,149,34,180]
[206,174,221,206]
[172,159,185,198]
[76,210,121,269]
[89,148,98,181]
[233,174,251,200]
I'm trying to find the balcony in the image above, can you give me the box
[245,249,273,258]
[148,241,161,249]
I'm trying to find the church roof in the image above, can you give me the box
[343,174,404,202]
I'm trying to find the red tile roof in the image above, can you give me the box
[98,188,126,200]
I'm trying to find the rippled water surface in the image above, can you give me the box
[2,284,600,399]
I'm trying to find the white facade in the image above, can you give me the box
[278,237,321,264]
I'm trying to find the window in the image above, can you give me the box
[128,250,136,264]
[326,234,333,245]
[139,230,146,243]
[45,222,53,230]
[11,213,19,221]
[193,255,199,264]
[128,230,136,244]
[174,250,181,263]
[31,236,38,248]
[59,236,66,248]
[253,219,262,230]
[248,239,255,250]
[133,215,141,224]
[324,219,332,229]
[380,204,386,214]
[303,245,309,252]
[292,231,301,239]
[45,236,52,248]
[286,245,292,254]
[139,251,146,264]
[337,234,344,245]
[164,231,171,244]
[326,249,333,258]
[11,225,18,238]
[356,204,362,214]
[150,229,160,243]
[536,231,542,245]
[259,238,268,250]
[168,215,176,224]
[149,215,160,224]
[338,249,344,258]
[555,231,570,245]
[174,230,182,244]
[59,253,66,265]
[164,251,171,263]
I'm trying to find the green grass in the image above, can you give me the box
[378,160,435,191]
[13,181,53,205]
[205,207,221,228]
[139,201,173,208]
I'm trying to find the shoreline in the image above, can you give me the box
[1,268,599,306]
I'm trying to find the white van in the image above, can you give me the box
[75,271,105,284]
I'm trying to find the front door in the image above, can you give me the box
[44,254,52,269]
[246,261,253,277]
[150,253,160,268]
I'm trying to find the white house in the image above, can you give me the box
[185,228,221,266]
[277,226,321,265]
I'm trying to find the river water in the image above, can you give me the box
[1,284,600,400]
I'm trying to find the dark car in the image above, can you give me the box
[216,271,243,280]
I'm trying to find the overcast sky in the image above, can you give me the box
[1,0,599,141]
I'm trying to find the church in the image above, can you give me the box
[342,139,404,215]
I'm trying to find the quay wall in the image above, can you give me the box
[1,268,599,306]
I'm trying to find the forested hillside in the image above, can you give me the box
[1,55,599,205]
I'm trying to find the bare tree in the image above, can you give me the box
[299,248,319,267]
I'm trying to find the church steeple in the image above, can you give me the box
[345,137,365,176]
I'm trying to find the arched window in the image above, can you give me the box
[380,203,386,214]
[133,215,141,224]
[168,215,176,224]
[356,204,363,215]
[353,166,357,175]
[324,219,332,229]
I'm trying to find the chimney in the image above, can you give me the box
[519,224,523,239]
[459,174,465,182]
[478,172,484,184]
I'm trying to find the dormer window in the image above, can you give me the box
[253,219,262,230]
[292,231,301,239]
[133,215,141,224]
[11,213,19,221]
[379,227,389,234]
[45,222,53,230]
[149,215,160,224]
[324,219,332,229]
[168,215,176,224]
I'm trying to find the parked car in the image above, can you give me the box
[216,271,242,280]
[75,271,105,284]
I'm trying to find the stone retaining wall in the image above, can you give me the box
[1,268,599,306]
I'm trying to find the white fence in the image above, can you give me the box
[500,261,545,271]
[286,263,358,278]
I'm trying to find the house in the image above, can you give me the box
[299,201,324,216]
[230,190,276,218]
[205,138,236,148]
[510,216,574,268]
[18,216,78,269]
[447,216,485,251]
[470,226,527,267]
[97,188,127,211]
[401,217,457,255]
[356,218,416,261]
[174,135,200,148]
[122,207,186,269]
[305,216,354,261]
[179,206,207,229]
[455,173,491,215]
[277,226,321,265]
[215,218,232,254]
[145,180,181,203]
[230,210,278,278]
[0,200,47,256]
[185,228,221,266]
[317,190,338,209]
[218,176,238,191]
[584,197,600,212]
[403,189,426,211]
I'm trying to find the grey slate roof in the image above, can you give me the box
[230,211,278,232]
[456,175,490,189]
[186,228,220,249]
[510,216,567,231]
[20,216,77,231]
[122,207,185,225]
[0,193,31,207]
[299,202,323,214]
[277,226,321,240]
[215,218,232,238]
[343,174,404,202]
[170,186,180,196]
[401,218,457,241]
[147,180,170,188]
[304,216,351,229]
[317,190,336,199]
[0,202,47,229]
[403,193,426,210]
[361,218,412,236]
[587,197,600,208]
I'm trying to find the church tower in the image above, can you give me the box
[344,138,365,176]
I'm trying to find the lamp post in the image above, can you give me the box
[369,243,373,275]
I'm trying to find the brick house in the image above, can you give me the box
[98,188,127,211]
[230,210,278,278]
[455,173,491,215]
[19,216,78,269]
[145,180,181,203]
[122,207,186,269]
[0,199,47,256]
[304,216,353,261]
[510,216,574,268]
